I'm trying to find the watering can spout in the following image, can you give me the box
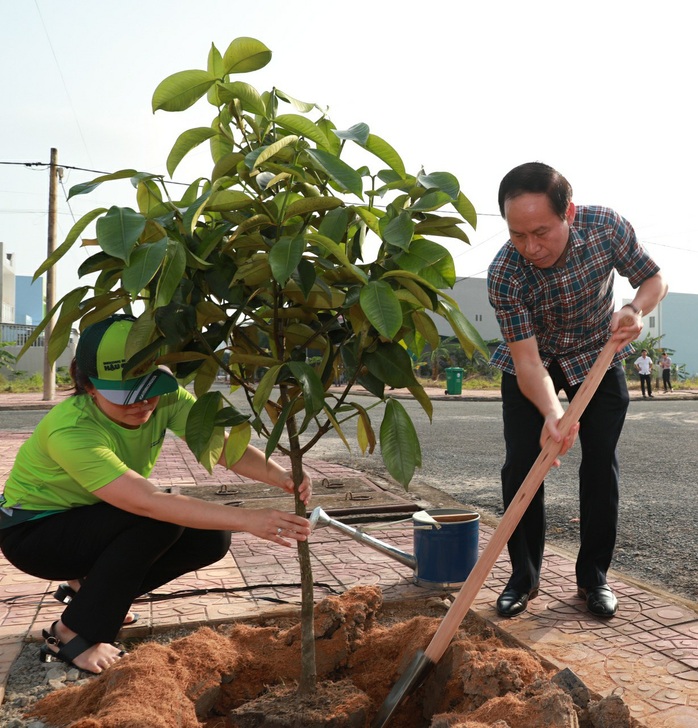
[309,507,418,571]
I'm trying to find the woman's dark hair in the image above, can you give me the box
[70,358,92,396]
[498,162,573,220]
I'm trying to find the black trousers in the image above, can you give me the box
[0,503,231,644]
[500,361,629,593]
[638,373,652,397]
[662,369,672,391]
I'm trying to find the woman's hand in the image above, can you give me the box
[276,469,313,506]
[243,508,311,547]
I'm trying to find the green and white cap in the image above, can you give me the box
[75,314,178,405]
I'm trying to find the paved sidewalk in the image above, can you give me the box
[0,395,697,727]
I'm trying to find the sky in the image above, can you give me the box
[1,0,696,314]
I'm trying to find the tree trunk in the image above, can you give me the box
[288,427,317,696]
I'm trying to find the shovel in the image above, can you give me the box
[372,327,628,728]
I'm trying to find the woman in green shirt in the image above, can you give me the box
[0,315,312,675]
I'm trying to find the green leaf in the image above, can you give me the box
[166,127,217,178]
[122,238,168,296]
[275,88,316,113]
[34,207,108,279]
[205,189,255,212]
[296,259,316,298]
[215,406,251,427]
[125,310,158,361]
[223,421,251,467]
[359,281,402,339]
[381,211,415,250]
[394,239,456,288]
[380,398,421,487]
[284,196,342,220]
[47,288,91,365]
[317,207,349,242]
[249,135,299,170]
[417,171,460,199]
[216,81,267,115]
[409,189,454,212]
[306,149,364,199]
[194,356,220,397]
[364,134,406,178]
[223,37,272,74]
[407,381,433,421]
[136,179,164,217]
[96,207,146,264]
[78,251,121,278]
[275,114,330,149]
[353,403,376,455]
[15,287,85,361]
[155,302,197,345]
[185,391,224,473]
[265,400,292,460]
[269,235,305,286]
[323,405,351,451]
[287,360,326,424]
[155,239,187,308]
[437,300,490,360]
[253,365,281,415]
[333,122,370,145]
[363,342,417,389]
[68,170,138,199]
[152,69,216,113]
[454,191,478,229]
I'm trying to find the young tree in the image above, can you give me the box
[25,37,487,695]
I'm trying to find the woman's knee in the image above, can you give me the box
[193,529,232,565]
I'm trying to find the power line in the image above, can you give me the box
[33,0,92,165]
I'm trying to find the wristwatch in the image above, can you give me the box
[622,302,643,316]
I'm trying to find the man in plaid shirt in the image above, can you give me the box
[487,162,667,618]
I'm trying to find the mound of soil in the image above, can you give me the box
[25,586,641,728]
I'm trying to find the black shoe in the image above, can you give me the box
[649,394,654,398]
[577,585,618,618]
[496,586,539,617]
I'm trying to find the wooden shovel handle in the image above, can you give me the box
[424,328,626,664]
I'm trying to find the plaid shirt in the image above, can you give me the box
[487,205,660,385]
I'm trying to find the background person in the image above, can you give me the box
[659,352,673,392]
[634,349,654,398]
[487,162,667,620]
[0,315,312,675]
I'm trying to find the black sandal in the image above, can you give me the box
[53,583,140,626]
[39,622,125,674]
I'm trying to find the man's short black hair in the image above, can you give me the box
[498,162,573,220]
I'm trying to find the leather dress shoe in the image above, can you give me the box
[496,586,539,617]
[578,585,618,617]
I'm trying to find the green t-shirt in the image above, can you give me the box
[0,387,195,527]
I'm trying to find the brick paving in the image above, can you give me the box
[0,394,697,727]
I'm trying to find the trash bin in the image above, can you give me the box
[444,367,464,395]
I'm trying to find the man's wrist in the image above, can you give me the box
[622,302,643,317]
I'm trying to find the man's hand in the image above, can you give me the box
[611,308,643,351]
[541,413,580,468]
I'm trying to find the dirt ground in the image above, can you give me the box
[7,586,642,728]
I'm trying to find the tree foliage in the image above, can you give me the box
[26,35,487,489]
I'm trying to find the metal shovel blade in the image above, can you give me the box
[371,650,434,728]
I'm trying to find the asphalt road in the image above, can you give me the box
[2,395,696,603]
[296,395,698,604]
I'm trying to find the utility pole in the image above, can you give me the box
[42,148,58,401]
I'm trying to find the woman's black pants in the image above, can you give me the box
[0,503,231,644]
[500,361,629,593]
